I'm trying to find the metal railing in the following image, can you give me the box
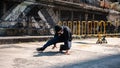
[58,20,120,37]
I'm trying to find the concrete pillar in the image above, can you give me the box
[85,13,88,35]
[58,9,61,21]
[85,13,88,21]
[71,11,73,21]
[93,14,95,21]
[56,10,59,23]
[3,2,6,15]
[0,1,3,18]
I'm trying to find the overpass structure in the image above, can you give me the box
[0,0,120,36]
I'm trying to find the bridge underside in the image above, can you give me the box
[0,0,120,36]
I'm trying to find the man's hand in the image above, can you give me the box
[52,45,57,49]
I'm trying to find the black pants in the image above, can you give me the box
[42,36,71,50]
[60,41,71,51]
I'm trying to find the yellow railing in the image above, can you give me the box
[58,20,120,37]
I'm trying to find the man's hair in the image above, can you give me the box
[54,25,62,32]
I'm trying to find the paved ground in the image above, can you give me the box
[0,38,120,68]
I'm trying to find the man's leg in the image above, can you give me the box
[36,36,60,51]
[59,41,71,54]
[65,41,71,55]
[64,41,71,50]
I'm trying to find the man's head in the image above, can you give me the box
[55,25,63,34]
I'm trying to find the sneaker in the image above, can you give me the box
[36,47,45,52]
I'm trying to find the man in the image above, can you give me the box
[36,25,72,55]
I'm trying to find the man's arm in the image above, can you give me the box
[52,43,57,49]
[64,27,72,41]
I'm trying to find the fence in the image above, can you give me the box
[58,20,120,37]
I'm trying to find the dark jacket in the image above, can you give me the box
[54,26,72,41]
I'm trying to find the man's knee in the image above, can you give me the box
[60,42,71,51]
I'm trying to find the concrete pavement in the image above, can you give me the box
[0,38,120,68]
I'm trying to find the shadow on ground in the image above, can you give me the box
[73,41,95,44]
[0,45,24,49]
[51,54,120,68]
[33,51,64,57]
